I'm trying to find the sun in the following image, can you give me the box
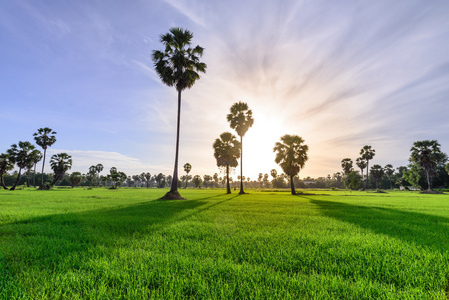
[240,112,289,181]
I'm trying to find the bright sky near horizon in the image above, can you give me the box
[1,0,449,180]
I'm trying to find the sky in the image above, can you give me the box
[1,0,449,180]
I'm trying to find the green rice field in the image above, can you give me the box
[1,188,449,299]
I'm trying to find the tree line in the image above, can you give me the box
[340,141,449,192]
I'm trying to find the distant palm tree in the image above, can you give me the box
[384,164,394,189]
[213,132,241,194]
[49,153,72,188]
[410,140,446,191]
[7,141,37,190]
[183,163,192,188]
[360,145,375,189]
[356,157,367,186]
[273,135,309,195]
[152,27,206,200]
[34,127,57,190]
[341,158,353,176]
[95,164,104,186]
[370,164,384,190]
[227,102,254,194]
[0,153,14,189]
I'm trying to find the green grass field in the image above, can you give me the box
[1,188,449,299]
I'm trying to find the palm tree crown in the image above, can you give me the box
[50,153,72,187]
[227,102,254,137]
[152,27,206,92]
[273,135,309,195]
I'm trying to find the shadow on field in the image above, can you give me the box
[309,198,449,253]
[0,192,239,281]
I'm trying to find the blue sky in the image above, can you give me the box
[1,0,448,180]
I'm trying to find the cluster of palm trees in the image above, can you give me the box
[340,141,449,191]
[153,27,312,197]
[1,127,72,190]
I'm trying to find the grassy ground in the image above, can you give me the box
[1,188,449,299]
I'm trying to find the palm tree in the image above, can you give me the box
[410,140,446,191]
[95,164,104,186]
[0,153,14,189]
[384,164,394,189]
[360,145,375,189]
[341,158,353,176]
[273,135,309,195]
[7,141,37,190]
[33,127,57,190]
[32,151,43,188]
[370,164,384,190]
[25,149,41,188]
[227,102,254,194]
[213,132,241,194]
[356,157,367,182]
[152,27,207,200]
[145,172,152,188]
[49,153,72,188]
[183,163,192,188]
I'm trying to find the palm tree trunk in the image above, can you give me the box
[33,163,37,187]
[226,165,231,194]
[365,162,369,190]
[239,136,245,194]
[290,175,296,195]
[1,174,8,189]
[170,90,182,193]
[10,168,22,190]
[426,168,432,191]
[40,148,47,188]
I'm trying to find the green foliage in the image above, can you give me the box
[410,140,447,191]
[345,171,362,190]
[50,153,73,187]
[1,189,449,298]
[370,164,384,189]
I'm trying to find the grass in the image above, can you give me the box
[1,188,449,299]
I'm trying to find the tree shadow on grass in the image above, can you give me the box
[0,192,241,278]
[308,198,449,253]
[0,194,237,294]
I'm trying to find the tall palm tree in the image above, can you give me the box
[33,127,57,190]
[152,27,206,200]
[360,145,375,190]
[213,132,241,194]
[183,163,192,188]
[0,153,14,189]
[7,141,37,190]
[49,153,72,188]
[273,135,309,195]
[227,102,254,194]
